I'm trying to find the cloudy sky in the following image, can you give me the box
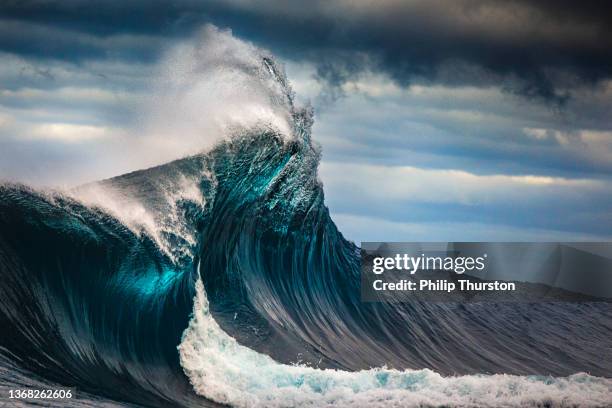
[1,0,612,242]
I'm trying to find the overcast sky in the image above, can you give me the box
[1,0,612,242]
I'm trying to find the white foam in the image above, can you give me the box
[179,278,612,407]
[71,172,207,263]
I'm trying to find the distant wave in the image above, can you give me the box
[0,56,611,407]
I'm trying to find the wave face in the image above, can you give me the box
[1,58,612,407]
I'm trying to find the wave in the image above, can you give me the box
[0,56,611,407]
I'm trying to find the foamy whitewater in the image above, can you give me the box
[0,25,610,408]
[179,278,611,408]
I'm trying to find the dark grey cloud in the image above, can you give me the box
[225,0,612,103]
[0,18,168,63]
[0,0,201,36]
[1,0,611,102]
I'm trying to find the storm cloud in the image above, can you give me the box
[2,0,612,102]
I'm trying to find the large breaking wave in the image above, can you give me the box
[0,28,611,407]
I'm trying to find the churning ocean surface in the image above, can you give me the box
[0,54,611,408]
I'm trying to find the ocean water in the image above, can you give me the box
[0,56,611,408]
